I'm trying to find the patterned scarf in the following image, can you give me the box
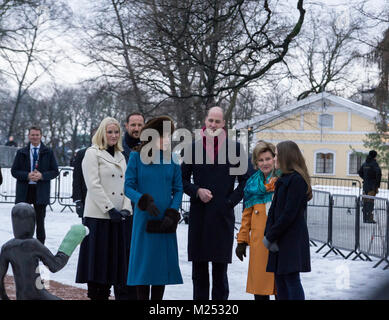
[244,169,278,208]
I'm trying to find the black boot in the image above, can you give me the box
[87,282,111,300]
[367,213,377,224]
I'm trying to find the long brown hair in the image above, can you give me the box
[276,140,312,200]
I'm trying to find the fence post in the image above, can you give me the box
[323,194,338,257]
[349,195,365,261]
[384,200,389,270]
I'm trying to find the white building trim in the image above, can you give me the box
[235,92,380,130]
[258,129,375,135]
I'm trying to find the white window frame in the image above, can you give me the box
[314,149,336,175]
[347,150,367,176]
[318,113,334,129]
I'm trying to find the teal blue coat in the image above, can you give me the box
[124,151,183,285]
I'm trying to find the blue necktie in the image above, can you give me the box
[32,147,38,170]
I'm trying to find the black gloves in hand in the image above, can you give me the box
[262,236,279,253]
[75,200,84,218]
[108,208,126,222]
[146,208,181,233]
[120,209,131,218]
[235,242,248,261]
[138,194,160,216]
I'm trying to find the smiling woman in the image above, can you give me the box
[75,116,134,300]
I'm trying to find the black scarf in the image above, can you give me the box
[125,132,141,150]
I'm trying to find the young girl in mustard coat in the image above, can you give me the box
[236,141,278,300]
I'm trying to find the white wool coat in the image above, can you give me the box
[82,145,132,219]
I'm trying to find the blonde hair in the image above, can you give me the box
[252,140,276,170]
[276,140,312,200]
[92,117,123,152]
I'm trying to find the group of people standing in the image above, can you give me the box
[9,107,315,301]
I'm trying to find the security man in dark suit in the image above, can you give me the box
[11,126,59,244]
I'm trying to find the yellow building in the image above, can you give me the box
[235,92,380,182]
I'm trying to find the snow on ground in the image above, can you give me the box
[0,202,388,300]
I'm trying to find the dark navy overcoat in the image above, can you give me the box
[11,143,59,205]
[181,139,249,263]
[264,171,311,275]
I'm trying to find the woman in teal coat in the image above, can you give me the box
[124,116,183,300]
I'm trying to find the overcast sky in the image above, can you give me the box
[27,0,389,95]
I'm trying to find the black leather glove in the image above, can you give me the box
[235,242,248,261]
[120,209,131,218]
[75,200,84,218]
[146,208,181,233]
[263,236,279,253]
[138,194,160,216]
[108,208,125,222]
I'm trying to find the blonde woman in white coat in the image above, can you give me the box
[75,117,133,300]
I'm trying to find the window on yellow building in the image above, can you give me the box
[316,152,334,174]
[318,114,334,128]
[349,153,367,174]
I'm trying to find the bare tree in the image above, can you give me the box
[290,9,364,100]
[76,0,306,130]
[0,0,72,137]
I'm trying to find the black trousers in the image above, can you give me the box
[192,261,229,300]
[26,184,47,245]
[362,190,377,220]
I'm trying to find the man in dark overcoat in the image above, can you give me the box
[358,150,382,223]
[71,127,98,219]
[181,106,249,300]
[11,126,59,245]
[71,148,88,218]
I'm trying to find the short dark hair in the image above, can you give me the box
[126,112,145,123]
[28,126,42,134]
[369,150,377,159]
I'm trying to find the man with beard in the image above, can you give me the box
[122,112,145,162]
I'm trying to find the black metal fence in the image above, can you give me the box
[307,190,389,269]
[0,146,18,167]
[310,176,362,195]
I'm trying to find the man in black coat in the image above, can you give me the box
[11,126,59,245]
[181,106,249,300]
[71,148,88,218]
[358,150,382,224]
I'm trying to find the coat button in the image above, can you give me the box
[120,175,123,178]
[112,192,115,195]
[254,210,259,215]
[112,174,115,177]
[105,206,108,209]
[120,193,123,196]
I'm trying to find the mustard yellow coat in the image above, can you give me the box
[237,202,276,295]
